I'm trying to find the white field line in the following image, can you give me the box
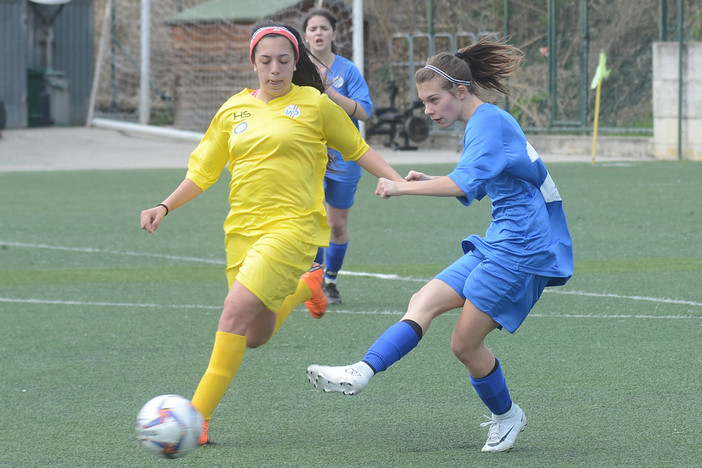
[544,289,702,308]
[1,241,701,319]
[0,241,226,265]
[0,296,700,320]
[0,296,220,309]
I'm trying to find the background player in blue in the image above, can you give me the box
[307,37,574,453]
[303,8,373,304]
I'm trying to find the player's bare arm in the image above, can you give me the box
[355,148,403,182]
[376,175,463,199]
[405,170,437,181]
[140,178,203,234]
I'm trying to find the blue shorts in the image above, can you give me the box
[324,178,358,210]
[435,250,549,333]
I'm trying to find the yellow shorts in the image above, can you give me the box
[224,232,317,312]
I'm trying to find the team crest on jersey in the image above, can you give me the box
[234,122,248,134]
[284,105,301,118]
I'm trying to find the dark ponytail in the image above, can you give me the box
[415,36,523,96]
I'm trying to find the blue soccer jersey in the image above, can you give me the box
[324,55,373,183]
[447,104,573,286]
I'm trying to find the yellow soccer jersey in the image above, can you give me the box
[186,84,369,246]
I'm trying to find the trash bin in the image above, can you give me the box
[27,67,51,127]
[27,67,69,127]
[46,70,70,126]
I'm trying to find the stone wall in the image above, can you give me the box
[653,42,702,160]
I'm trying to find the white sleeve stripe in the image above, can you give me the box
[526,141,562,203]
[541,173,562,203]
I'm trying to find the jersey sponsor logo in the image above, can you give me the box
[284,105,301,118]
[232,110,251,120]
[234,122,248,134]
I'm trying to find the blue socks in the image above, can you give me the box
[324,241,348,277]
[314,241,348,280]
[360,321,512,417]
[314,247,324,265]
[470,359,512,415]
[362,320,423,373]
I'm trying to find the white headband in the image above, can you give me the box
[423,65,471,86]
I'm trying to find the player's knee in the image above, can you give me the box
[450,336,477,365]
[329,223,347,238]
[407,289,441,317]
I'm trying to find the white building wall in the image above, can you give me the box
[653,42,702,160]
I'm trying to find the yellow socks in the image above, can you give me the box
[191,331,246,420]
[190,281,312,420]
[272,278,310,335]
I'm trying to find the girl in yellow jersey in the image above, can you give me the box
[140,22,402,444]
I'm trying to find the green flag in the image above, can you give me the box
[590,50,611,89]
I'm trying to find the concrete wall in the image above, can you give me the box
[653,42,702,161]
[384,130,654,161]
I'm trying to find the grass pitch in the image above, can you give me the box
[1,160,701,467]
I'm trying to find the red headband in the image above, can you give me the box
[250,26,300,64]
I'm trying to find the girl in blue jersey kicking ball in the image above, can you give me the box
[307,37,573,453]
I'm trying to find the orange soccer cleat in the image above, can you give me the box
[198,419,211,446]
[302,263,327,319]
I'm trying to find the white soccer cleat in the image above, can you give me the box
[306,362,373,395]
[480,403,527,452]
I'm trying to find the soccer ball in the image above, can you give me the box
[136,394,203,459]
